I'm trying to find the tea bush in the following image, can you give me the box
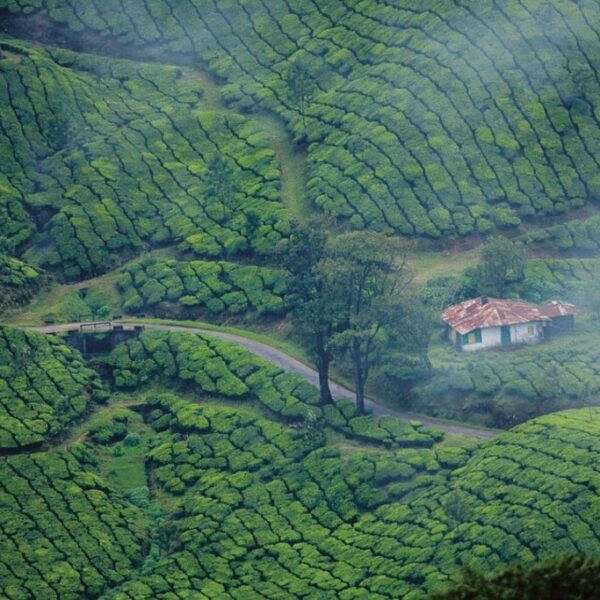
[109,330,441,447]
[118,257,286,317]
[0,253,42,312]
[0,327,103,449]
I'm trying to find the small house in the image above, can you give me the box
[442,296,564,351]
[538,300,576,335]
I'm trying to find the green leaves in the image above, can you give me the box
[0,327,102,449]
[472,236,526,297]
[0,447,146,599]
[0,253,42,312]
[118,257,286,318]
[0,40,287,280]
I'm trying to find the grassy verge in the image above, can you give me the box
[125,316,312,365]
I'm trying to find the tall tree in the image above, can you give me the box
[474,236,525,297]
[281,218,337,405]
[284,56,318,131]
[320,232,410,415]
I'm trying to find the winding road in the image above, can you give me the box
[25,321,499,440]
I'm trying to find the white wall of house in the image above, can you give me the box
[510,321,545,345]
[456,321,545,351]
[460,326,500,351]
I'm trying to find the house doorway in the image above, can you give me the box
[501,326,511,346]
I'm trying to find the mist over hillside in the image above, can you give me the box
[1,1,600,598]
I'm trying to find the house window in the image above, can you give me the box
[527,325,534,336]
[462,329,482,345]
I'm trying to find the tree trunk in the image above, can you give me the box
[353,341,365,415]
[423,352,433,372]
[317,351,334,405]
[356,378,365,415]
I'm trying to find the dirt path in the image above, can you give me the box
[25,321,499,440]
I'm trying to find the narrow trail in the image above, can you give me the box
[25,321,500,440]
[260,116,310,219]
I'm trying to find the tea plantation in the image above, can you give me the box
[409,327,600,428]
[2,1,600,596]
[0,445,147,599]
[0,327,103,449]
[109,329,442,448]
[1,331,598,599]
[0,38,287,280]
[4,0,600,237]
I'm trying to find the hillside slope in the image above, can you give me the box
[0,331,598,600]
[3,0,600,237]
[0,38,287,279]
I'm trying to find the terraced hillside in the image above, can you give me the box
[0,38,287,280]
[118,257,287,317]
[0,327,103,449]
[0,323,598,599]
[3,0,600,238]
[2,4,600,596]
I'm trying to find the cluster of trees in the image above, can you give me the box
[0,41,288,280]
[57,287,112,322]
[281,219,434,414]
[15,0,600,239]
[0,446,146,599]
[118,257,286,317]
[435,555,600,600]
[108,329,439,447]
[0,327,103,449]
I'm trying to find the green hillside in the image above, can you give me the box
[0,39,287,280]
[0,327,598,598]
[2,2,600,597]
[4,0,600,237]
[0,327,103,449]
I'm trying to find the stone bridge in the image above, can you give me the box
[62,321,144,355]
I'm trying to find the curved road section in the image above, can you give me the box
[25,321,499,440]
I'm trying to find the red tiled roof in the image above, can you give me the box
[538,300,577,318]
[442,297,549,334]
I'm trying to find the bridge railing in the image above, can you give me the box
[79,321,113,333]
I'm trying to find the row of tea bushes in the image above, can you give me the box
[520,257,600,302]
[0,252,42,312]
[0,327,103,449]
[108,330,441,447]
[0,39,288,279]
[519,215,600,254]
[118,257,286,317]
